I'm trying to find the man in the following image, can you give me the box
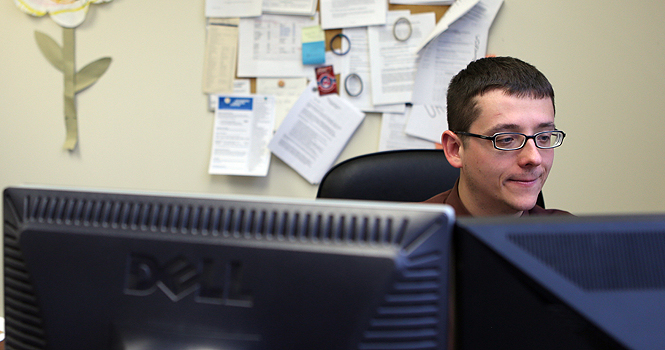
[423,56,571,216]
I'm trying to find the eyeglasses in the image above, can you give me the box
[454,130,566,151]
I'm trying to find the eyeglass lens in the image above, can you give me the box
[494,131,563,150]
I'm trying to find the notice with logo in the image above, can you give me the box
[209,96,276,177]
[269,81,365,184]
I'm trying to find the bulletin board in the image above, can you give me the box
[246,4,452,93]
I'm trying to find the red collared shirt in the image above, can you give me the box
[422,180,572,217]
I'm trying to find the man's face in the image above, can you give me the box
[457,89,556,216]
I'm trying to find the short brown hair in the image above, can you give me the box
[447,56,555,132]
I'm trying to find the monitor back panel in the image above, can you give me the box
[3,187,454,350]
[454,215,665,350]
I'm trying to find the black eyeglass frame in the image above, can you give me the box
[454,130,566,151]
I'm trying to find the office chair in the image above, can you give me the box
[316,149,545,207]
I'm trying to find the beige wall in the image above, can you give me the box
[2,0,665,220]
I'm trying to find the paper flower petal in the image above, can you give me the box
[15,0,112,28]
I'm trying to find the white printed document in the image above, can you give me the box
[263,0,318,16]
[338,27,406,113]
[404,104,448,143]
[208,79,251,111]
[368,11,436,105]
[256,77,308,129]
[320,0,387,29]
[209,96,276,177]
[414,0,480,53]
[269,81,366,184]
[205,0,262,18]
[379,107,437,151]
[202,18,239,95]
[237,14,319,78]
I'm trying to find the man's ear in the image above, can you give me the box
[441,130,463,169]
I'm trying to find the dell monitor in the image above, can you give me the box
[454,214,665,350]
[3,186,454,350]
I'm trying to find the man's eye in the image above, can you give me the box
[496,136,516,145]
[536,134,552,145]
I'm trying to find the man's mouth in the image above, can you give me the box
[507,176,540,186]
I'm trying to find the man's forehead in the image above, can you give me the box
[471,92,555,132]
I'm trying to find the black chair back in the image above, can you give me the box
[316,149,545,207]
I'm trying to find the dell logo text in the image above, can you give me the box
[124,254,253,307]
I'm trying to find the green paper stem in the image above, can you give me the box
[62,27,77,151]
[34,28,112,151]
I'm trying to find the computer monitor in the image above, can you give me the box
[453,214,665,350]
[3,186,454,350]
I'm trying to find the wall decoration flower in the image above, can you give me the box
[15,0,113,151]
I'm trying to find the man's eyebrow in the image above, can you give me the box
[487,122,556,134]
[537,122,557,130]
[487,123,521,134]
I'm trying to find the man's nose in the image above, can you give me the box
[517,138,543,166]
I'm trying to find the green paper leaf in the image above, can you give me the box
[75,57,112,93]
[35,31,64,72]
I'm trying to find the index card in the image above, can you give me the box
[301,25,326,65]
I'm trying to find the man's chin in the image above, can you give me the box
[509,195,540,211]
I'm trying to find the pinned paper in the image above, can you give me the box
[414,0,481,53]
[404,104,448,143]
[268,81,365,184]
[301,25,326,65]
[202,18,240,94]
[237,14,319,78]
[256,77,308,129]
[209,95,276,177]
